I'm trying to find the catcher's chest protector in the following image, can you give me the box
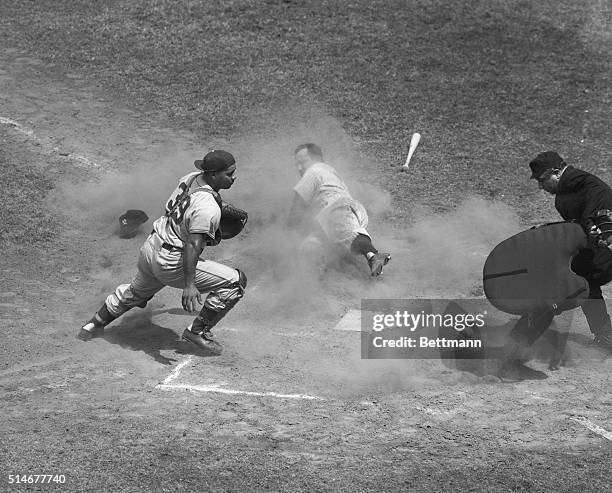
[483,222,589,315]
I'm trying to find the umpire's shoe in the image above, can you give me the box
[368,253,391,277]
[497,359,548,382]
[594,331,612,352]
[77,321,105,341]
[182,325,223,355]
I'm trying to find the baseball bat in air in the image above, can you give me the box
[401,133,421,171]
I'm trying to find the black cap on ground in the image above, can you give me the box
[119,209,149,239]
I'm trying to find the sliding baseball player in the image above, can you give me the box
[287,143,391,276]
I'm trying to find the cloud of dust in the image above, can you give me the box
[50,147,198,234]
[296,195,523,393]
[51,112,526,390]
[205,115,396,318]
[221,132,524,395]
[49,114,394,315]
[402,196,522,296]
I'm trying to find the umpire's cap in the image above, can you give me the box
[194,150,235,173]
[529,151,565,179]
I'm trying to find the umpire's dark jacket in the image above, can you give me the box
[556,166,612,285]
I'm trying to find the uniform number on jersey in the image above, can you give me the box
[166,182,191,225]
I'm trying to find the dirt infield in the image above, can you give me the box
[1,1,612,491]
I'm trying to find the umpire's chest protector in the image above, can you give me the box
[483,222,589,315]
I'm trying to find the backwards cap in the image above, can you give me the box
[194,150,235,172]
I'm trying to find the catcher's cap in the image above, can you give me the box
[119,209,149,239]
[194,150,235,173]
[529,151,565,179]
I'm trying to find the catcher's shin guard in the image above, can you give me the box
[182,270,247,353]
[77,303,117,341]
[182,306,234,354]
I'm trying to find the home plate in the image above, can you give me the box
[334,309,365,331]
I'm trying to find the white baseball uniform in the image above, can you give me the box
[293,162,370,253]
[104,172,243,318]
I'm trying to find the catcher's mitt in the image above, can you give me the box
[219,202,248,240]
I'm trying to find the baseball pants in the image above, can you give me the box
[105,232,243,317]
[300,201,371,259]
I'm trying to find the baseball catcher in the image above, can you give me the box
[78,150,247,354]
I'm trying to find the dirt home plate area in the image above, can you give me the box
[1,1,612,491]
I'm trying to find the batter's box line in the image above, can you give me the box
[223,327,319,338]
[156,382,324,400]
[0,114,100,168]
[156,355,323,400]
[0,116,34,136]
[570,416,612,441]
[160,356,194,385]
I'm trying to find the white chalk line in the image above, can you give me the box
[570,417,612,441]
[156,354,323,400]
[62,150,99,168]
[222,327,319,338]
[0,114,99,167]
[156,382,323,400]
[161,356,194,385]
[0,116,34,136]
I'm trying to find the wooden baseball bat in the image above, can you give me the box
[402,133,421,170]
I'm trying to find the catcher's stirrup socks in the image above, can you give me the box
[91,314,107,327]
[92,304,116,326]
[82,305,115,331]
[82,314,106,331]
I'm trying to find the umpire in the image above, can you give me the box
[529,151,612,348]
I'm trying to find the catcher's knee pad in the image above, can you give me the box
[203,269,246,312]
[225,269,247,307]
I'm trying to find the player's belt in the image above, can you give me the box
[151,230,183,251]
[161,242,183,251]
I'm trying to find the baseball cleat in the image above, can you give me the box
[181,327,223,354]
[77,322,105,341]
[368,253,391,277]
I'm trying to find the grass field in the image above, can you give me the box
[2,0,611,218]
[1,0,611,491]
